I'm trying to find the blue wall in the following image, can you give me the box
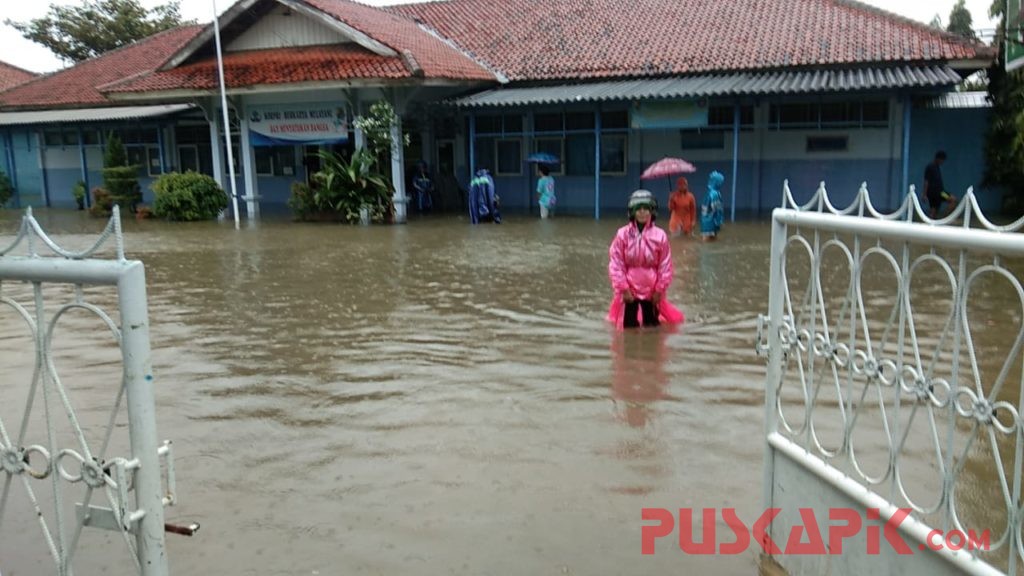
[910,108,996,213]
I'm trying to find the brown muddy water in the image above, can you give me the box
[0,209,1019,575]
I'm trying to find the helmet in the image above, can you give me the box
[627,189,657,219]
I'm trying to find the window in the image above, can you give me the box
[474,114,523,135]
[534,113,563,133]
[707,105,755,129]
[179,146,199,173]
[861,101,888,126]
[254,146,296,177]
[495,139,522,175]
[125,146,161,177]
[476,115,501,134]
[806,136,848,152]
[62,131,79,146]
[565,112,595,131]
[769,101,890,130]
[147,147,163,176]
[534,138,564,175]
[680,130,725,150]
[600,134,627,174]
[81,130,100,146]
[474,137,495,173]
[566,134,595,176]
[601,110,629,130]
[43,130,62,147]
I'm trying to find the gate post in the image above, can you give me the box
[761,210,787,524]
[118,262,168,576]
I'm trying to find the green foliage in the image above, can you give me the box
[100,133,140,214]
[984,2,1024,212]
[4,0,191,64]
[151,171,228,221]
[72,180,87,208]
[947,0,977,40]
[288,149,392,223]
[0,171,13,207]
[352,101,410,174]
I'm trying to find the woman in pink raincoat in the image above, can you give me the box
[607,190,685,329]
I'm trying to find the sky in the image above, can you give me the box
[0,0,1002,74]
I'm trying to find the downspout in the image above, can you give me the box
[37,130,50,207]
[78,127,90,207]
[468,112,476,184]
[594,108,601,220]
[901,94,911,204]
[731,103,740,222]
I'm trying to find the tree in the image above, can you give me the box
[5,0,190,64]
[984,0,1024,212]
[947,0,978,40]
[929,14,944,29]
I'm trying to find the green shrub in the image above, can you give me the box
[101,133,141,212]
[288,149,392,223]
[151,171,228,221]
[72,180,86,209]
[0,171,13,208]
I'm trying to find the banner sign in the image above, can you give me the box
[631,100,708,129]
[247,103,349,146]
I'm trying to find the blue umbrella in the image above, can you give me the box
[527,152,560,164]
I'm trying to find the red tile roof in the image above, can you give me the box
[0,25,204,109]
[304,0,496,81]
[0,61,37,93]
[390,0,994,81]
[103,44,411,93]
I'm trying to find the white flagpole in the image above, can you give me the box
[212,0,240,229]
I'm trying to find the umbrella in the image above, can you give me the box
[641,157,696,192]
[641,157,696,180]
[527,152,560,164]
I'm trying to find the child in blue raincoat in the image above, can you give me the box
[701,171,725,241]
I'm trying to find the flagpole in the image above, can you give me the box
[212,0,240,229]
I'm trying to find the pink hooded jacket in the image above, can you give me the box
[606,222,685,328]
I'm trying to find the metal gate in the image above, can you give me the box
[759,182,1024,575]
[0,207,178,575]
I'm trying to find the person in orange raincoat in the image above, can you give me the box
[667,177,696,237]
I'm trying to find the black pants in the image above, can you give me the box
[624,299,659,328]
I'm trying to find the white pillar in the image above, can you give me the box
[390,116,407,223]
[239,100,260,219]
[354,101,365,151]
[209,115,224,191]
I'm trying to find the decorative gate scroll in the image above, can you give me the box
[0,207,177,576]
[759,183,1024,576]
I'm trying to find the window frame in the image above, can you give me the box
[599,134,628,176]
[494,138,523,176]
[533,137,565,176]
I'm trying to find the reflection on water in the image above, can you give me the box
[0,210,1018,574]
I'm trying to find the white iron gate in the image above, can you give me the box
[760,182,1024,575]
[0,207,178,576]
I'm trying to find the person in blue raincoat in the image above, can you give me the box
[412,162,434,213]
[700,171,725,241]
[469,168,501,224]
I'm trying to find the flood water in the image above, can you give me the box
[0,209,1019,575]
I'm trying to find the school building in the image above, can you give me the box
[0,0,997,220]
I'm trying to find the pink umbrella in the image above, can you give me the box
[641,157,696,180]
[641,157,697,192]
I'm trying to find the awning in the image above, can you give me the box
[452,65,961,107]
[0,103,196,126]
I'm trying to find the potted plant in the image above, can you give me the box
[72,180,87,210]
